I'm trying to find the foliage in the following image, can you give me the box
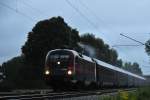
[100,87,150,100]
[1,56,47,89]
[123,62,142,75]
[80,33,118,65]
[116,59,123,68]
[145,39,150,55]
[1,56,25,88]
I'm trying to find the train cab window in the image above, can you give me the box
[46,50,74,68]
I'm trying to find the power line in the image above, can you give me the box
[16,0,18,12]
[20,0,47,17]
[0,1,36,21]
[65,0,98,29]
[112,44,142,47]
[79,0,118,34]
[120,33,145,45]
[79,0,103,25]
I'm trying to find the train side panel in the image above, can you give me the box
[74,56,96,84]
[96,65,116,87]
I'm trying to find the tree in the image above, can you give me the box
[145,39,150,55]
[116,59,123,68]
[22,16,80,78]
[1,56,25,88]
[1,56,48,89]
[123,62,142,75]
[80,33,118,65]
[132,62,142,75]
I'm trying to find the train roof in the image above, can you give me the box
[94,58,146,80]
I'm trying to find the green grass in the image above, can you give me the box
[99,86,150,100]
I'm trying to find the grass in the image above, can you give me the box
[99,86,150,100]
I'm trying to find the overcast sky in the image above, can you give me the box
[0,0,150,75]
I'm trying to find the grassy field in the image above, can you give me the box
[100,86,150,100]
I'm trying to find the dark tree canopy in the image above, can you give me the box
[145,39,150,55]
[1,56,47,89]
[22,16,80,66]
[116,59,123,68]
[80,33,118,65]
[123,62,142,75]
[2,56,25,88]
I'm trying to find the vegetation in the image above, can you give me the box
[100,86,150,100]
[80,33,118,65]
[0,16,143,89]
[1,56,47,89]
[145,39,150,55]
[123,62,142,75]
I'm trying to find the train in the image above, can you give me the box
[44,49,146,90]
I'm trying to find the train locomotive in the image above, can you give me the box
[44,49,146,89]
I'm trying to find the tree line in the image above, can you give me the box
[1,16,143,89]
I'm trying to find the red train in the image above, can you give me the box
[44,49,146,90]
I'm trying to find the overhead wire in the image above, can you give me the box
[65,0,98,30]
[120,33,145,45]
[0,1,36,21]
[16,0,18,12]
[112,44,142,47]
[20,0,47,17]
[79,0,119,34]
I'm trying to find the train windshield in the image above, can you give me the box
[46,50,73,67]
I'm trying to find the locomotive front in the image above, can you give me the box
[44,49,75,84]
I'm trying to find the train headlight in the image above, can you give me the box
[67,70,72,75]
[57,61,60,65]
[45,70,50,75]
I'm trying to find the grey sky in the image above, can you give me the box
[0,0,150,75]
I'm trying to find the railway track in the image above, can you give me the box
[0,88,136,100]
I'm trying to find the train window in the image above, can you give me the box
[50,54,70,61]
[48,51,71,62]
[45,50,74,67]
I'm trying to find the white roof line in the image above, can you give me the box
[94,59,145,80]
